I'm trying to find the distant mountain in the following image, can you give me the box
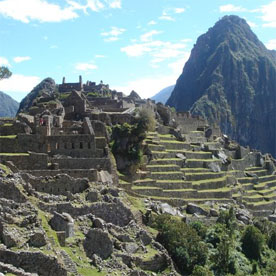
[167,15,276,156]
[151,85,175,104]
[0,91,19,117]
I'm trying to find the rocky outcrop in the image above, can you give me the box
[17,78,56,114]
[167,15,276,156]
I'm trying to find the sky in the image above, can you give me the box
[0,0,276,102]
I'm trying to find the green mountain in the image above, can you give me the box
[167,15,276,156]
[151,85,175,104]
[0,91,19,117]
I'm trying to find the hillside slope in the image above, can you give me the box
[0,91,19,117]
[151,85,175,104]
[167,15,276,156]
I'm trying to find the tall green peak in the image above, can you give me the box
[167,15,276,156]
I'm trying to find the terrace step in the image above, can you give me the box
[258,175,276,183]
[149,158,184,167]
[159,141,191,150]
[186,159,221,168]
[254,180,276,191]
[146,164,181,172]
[246,200,275,211]
[184,172,225,181]
[150,171,184,180]
[165,150,213,159]
[243,195,265,203]
[245,166,266,172]
[155,180,193,190]
[192,177,227,190]
[147,144,166,152]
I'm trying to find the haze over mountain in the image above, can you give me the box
[151,85,175,104]
[0,91,19,117]
[167,15,276,156]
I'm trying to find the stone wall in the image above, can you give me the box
[0,248,67,276]
[52,157,112,172]
[0,152,48,170]
[23,169,98,181]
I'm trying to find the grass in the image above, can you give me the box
[132,186,160,190]
[2,123,13,126]
[151,171,183,175]
[0,163,11,175]
[0,135,16,138]
[0,153,29,156]
[192,176,226,185]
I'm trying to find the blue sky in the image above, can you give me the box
[0,0,276,102]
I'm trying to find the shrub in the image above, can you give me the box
[241,225,264,260]
[152,214,208,274]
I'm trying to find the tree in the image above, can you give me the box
[241,225,264,260]
[0,66,12,80]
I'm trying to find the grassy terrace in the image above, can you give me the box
[255,180,276,189]
[0,153,29,156]
[0,135,17,138]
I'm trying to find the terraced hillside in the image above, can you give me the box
[120,130,276,217]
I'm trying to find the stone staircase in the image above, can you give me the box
[119,131,276,217]
[60,249,79,275]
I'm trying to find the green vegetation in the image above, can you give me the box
[149,208,276,275]
[0,66,12,80]
[0,135,16,139]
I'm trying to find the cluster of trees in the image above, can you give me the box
[0,66,12,81]
[151,208,276,276]
[111,107,156,174]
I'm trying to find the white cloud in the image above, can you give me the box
[0,57,10,67]
[266,39,276,50]
[95,54,106,58]
[121,43,152,57]
[219,4,246,12]
[261,1,276,28]
[140,30,162,42]
[168,53,190,75]
[247,20,257,28]
[13,56,31,63]
[85,0,105,12]
[121,40,189,64]
[106,0,121,9]
[148,20,157,25]
[112,75,178,99]
[159,14,175,21]
[101,26,125,42]
[0,74,40,95]
[0,0,122,24]
[0,0,79,23]
[174,8,185,14]
[75,62,98,71]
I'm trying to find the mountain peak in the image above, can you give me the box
[167,16,276,156]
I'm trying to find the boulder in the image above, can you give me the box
[207,162,221,172]
[186,203,208,216]
[268,215,276,223]
[86,190,99,202]
[28,231,47,247]
[124,242,139,254]
[84,229,113,260]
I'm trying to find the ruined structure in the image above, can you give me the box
[1,76,276,275]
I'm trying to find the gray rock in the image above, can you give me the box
[210,208,219,217]
[268,215,276,223]
[160,203,178,216]
[175,153,186,161]
[28,231,47,247]
[84,229,113,259]
[86,190,99,202]
[49,212,74,238]
[124,242,139,254]
[207,162,221,172]
[138,230,152,246]
[186,203,208,216]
